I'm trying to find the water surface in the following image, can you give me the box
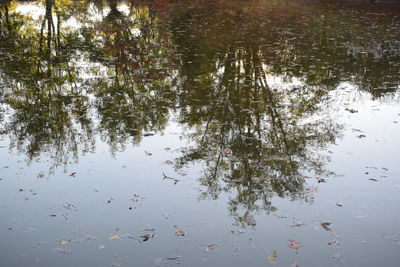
[1,0,400,266]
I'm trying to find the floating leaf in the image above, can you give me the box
[320,222,332,231]
[288,240,302,250]
[108,234,120,240]
[138,234,152,242]
[268,251,277,262]
[345,108,358,113]
[201,244,218,252]
[175,231,186,236]
[291,221,305,227]
[58,239,71,245]
[327,240,340,246]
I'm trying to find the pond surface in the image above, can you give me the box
[1,0,400,266]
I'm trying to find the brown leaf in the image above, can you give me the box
[320,222,332,231]
[268,251,277,262]
[345,108,358,113]
[108,234,120,240]
[327,240,340,246]
[288,240,302,250]
[175,231,185,237]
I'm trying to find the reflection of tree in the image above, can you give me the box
[0,0,95,170]
[171,4,342,226]
[86,0,178,151]
[0,0,399,221]
[0,0,178,164]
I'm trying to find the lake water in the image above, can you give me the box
[1,0,400,266]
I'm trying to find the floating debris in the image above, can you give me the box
[58,239,72,245]
[288,240,302,251]
[129,228,156,243]
[201,244,219,252]
[175,230,186,237]
[320,222,332,231]
[327,240,340,246]
[162,173,179,184]
[291,221,305,227]
[268,251,277,262]
[108,234,120,240]
[138,234,153,242]
[345,108,358,113]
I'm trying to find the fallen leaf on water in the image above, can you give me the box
[138,234,152,242]
[58,239,72,245]
[268,251,277,262]
[129,228,156,243]
[288,240,302,250]
[207,244,218,250]
[320,222,332,231]
[291,221,305,227]
[327,240,339,246]
[108,234,120,240]
[175,231,186,237]
[201,244,218,252]
[345,108,358,113]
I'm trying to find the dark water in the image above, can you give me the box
[1,0,400,266]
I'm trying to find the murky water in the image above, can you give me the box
[1,0,400,266]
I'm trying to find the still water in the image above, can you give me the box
[1,0,400,266]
